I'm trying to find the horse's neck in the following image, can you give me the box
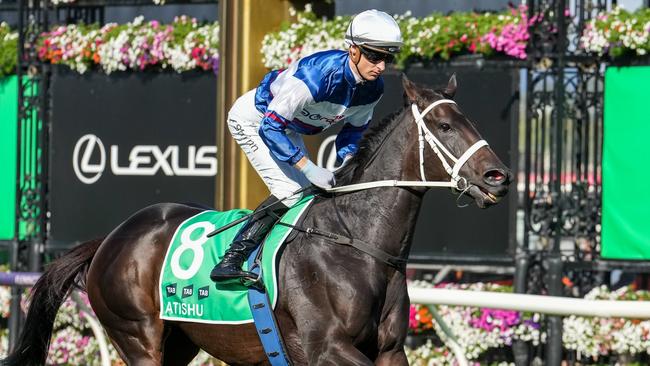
[334,113,431,262]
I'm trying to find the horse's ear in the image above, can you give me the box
[444,73,457,99]
[402,74,419,103]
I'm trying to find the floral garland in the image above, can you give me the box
[581,6,650,57]
[261,5,533,70]
[407,282,650,365]
[37,15,219,74]
[0,22,18,78]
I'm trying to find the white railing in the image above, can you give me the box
[407,287,650,319]
[408,286,650,366]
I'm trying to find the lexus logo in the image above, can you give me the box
[71,134,218,184]
[73,134,106,184]
[316,135,341,171]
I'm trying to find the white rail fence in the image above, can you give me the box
[407,287,650,318]
[407,286,650,366]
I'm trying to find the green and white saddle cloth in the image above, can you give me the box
[159,195,314,324]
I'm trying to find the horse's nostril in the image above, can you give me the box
[483,169,508,186]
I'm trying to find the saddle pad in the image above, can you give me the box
[159,195,314,324]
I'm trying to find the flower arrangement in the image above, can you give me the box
[37,15,219,74]
[563,285,650,359]
[0,286,223,365]
[0,280,649,365]
[407,281,542,364]
[581,6,650,57]
[406,282,650,365]
[261,5,533,70]
[0,22,18,78]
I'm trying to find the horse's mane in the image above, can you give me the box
[334,86,450,186]
[334,107,407,185]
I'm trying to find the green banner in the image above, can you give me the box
[602,66,650,259]
[0,76,17,241]
[159,196,314,324]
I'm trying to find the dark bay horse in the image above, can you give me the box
[5,75,510,366]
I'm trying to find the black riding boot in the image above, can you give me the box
[210,195,288,284]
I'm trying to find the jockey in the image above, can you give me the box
[210,9,403,284]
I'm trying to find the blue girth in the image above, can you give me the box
[246,245,292,365]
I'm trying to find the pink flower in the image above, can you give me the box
[408,305,418,329]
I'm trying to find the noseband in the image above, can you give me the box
[326,99,489,194]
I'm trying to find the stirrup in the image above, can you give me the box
[241,260,265,291]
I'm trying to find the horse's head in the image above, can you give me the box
[402,74,511,208]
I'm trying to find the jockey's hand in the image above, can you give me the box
[299,160,336,189]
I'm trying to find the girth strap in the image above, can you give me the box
[246,245,293,366]
[276,222,407,272]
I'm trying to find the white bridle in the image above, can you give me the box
[325,99,489,194]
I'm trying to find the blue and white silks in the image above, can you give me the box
[254,50,384,164]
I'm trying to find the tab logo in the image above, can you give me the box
[165,283,177,297]
[198,286,209,300]
[182,285,194,298]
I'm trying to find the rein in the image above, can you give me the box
[275,220,407,272]
[325,99,488,194]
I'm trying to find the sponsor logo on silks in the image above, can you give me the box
[182,284,194,298]
[198,286,210,300]
[299,109,344,125]
[165,283,177,297]
[165,302,205,317]
[72,134,218,184]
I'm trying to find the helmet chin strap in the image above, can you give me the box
[350,47,368,84]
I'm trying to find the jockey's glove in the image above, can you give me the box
[300,160,336,189]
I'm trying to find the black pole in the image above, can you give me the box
[545,0,566,364]
[513,252,530,366]
[545,255,564,365]
[9,0,27,352]
[8,241,22,351]
[30,0,49,272]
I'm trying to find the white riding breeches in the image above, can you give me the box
[227,89,311,207]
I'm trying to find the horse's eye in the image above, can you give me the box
[440,123,451,132]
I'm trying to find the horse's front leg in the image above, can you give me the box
[281,270,378,365]
[375,275,410,366]
[306,339,375,366]
[375,350,408,366]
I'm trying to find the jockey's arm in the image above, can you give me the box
[259,110,305,166]
[334,97,380,163]
[335,122,370,163]
[258,72,318,167]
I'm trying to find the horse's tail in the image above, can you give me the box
[2,238,104,366]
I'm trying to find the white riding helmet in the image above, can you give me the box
[345,9,403,54]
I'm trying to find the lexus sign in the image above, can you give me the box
[72,134,218,184]
[49,70,218,247]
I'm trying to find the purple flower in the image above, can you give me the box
[470,308,521,333]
